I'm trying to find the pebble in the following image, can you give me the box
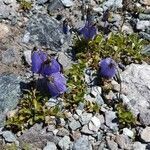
[106,137,118,150]
[22,32,30,43]
[43,142,57,150]
[136,20,150,30]
[58,136,71,150]
[72,136,92,150]
[139,13,150,20]
[139,109,150,126]
[81,125,94,135]
[23,50,32,66]
[60,0,74,7]
[2,131,17,143]
[90,86,102,97]
[57,128,69,137]
[88,116,101,132]
[140,0,150,6]
[75,109,82,116]
[69,119,81,131]
[140,127,150,143]
[79,112,92,125]
[133,142,146,150]
[105,111,118,131]
[0,23,10,40]
[123,128,134,138]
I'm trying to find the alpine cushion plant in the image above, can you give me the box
[99,58,117,79]
[47,72,67,97]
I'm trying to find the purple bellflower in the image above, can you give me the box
[47,72,67,97]
[99,58,117,79]
[80,21,97,40]
[41,57,61,77]
[31,49,47,74]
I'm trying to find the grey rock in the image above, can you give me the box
[46,98,59,107]
[57,128,69,137]
[136,20,150,30]
[105,111,118,131]
[0,74,23,127]
[60,0,74,7]
[140,127,150,143]
[116,134,132,149]
[75,109,82,116]
[121,23,133,34]
[18,124,61,149]
[139,108,150,126]
[2,131,17,143]
[133,142,146,150]
[58,135,71,150]
[47,0,64,13]
[141,45,150,56]
[140,0,150,6]
[73,136,92,150]
[102,0,123,11]
[139,13,150,20]
[1,48,19,65]
[106,138,118,150]
[69,119,81,131]
[123,128,134,138]
[81,125,94,135]
[47,125,55,132]
[139,32,150,40]
[37,0,48,4]
[79,112,92,125]
[23,50,32,66]
[22,32,30,44]
[121,64,150,116]
[43,142,57,150]
[26,14,67,51]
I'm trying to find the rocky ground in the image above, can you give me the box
[0,0,150,150]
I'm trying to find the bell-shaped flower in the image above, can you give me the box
[31,50,47,74]
[80,21,97,40]
[41,57,61,77]
[99,58,117,79]
[47,72,67,97]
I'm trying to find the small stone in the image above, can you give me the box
[116,134,132,149]
[105,111,118,131]
[136,20,150,30]
[22,32,30,43]
[47,125,55,132]
[37,0,48,4]
[79,112,92,125]
[90,86,102,97]
[0,23,10,40]
[139,109,150,126]
[46,98,59,107]
[139,31,150,40]
[53,129,59,135]
[60,0,74,7]
[57,128,69,137]
[88,116,101,132]
[2,131,17,143]
[73,114,79,120]
[23,50,32,66]
[72,136,92,150]
[58,118,66,127]
[123,128,134,138]
[106,138,118,150]
[140,0,150,6]
[72,131,81,141]
[43,142,57,150]
[139,13,150,20]
[140,127,150,143]
[75,109,82,116]
[6,109,18,119]
[111,80,120,92]
[58,136,71,150]
[69,119,81,131]
[121,23,133,34]
[81,125,94,135]
[133,142,146,150]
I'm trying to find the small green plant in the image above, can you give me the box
[4,143,17,150]
[116,103,136,128]
[17,0,32,11]
[6,89,63,132]
[85,101,100,113]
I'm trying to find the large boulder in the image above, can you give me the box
[0,74,24,127]
[121,64,150,116]
[24,13,67,51]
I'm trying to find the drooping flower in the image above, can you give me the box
[47,72,67,97]
[99,58,117,79]
[80,21,97,40]
[41,57,61,77]
[31,49,47,74]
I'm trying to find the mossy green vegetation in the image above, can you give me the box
[116,103,136,128]
[17,0,32,11]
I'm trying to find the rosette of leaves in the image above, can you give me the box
[6,89,63,132]
[17,0,32,11]
[116,103,136,128]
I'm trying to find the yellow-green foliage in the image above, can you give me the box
[6,89,63,132]
[74,32,149,66]
[17,0,32,11]
[116,103,136,128]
